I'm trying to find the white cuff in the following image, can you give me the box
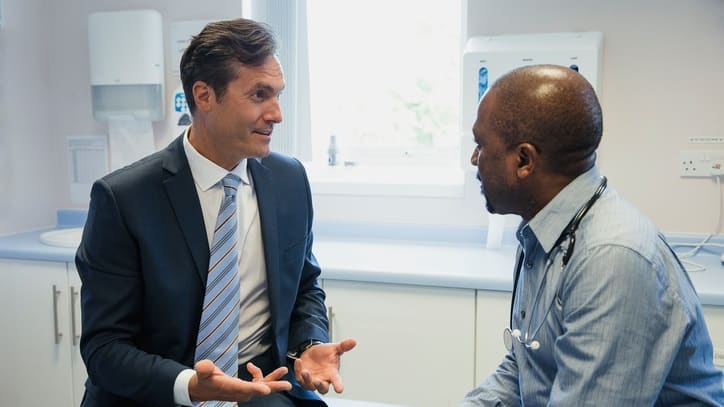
[173,368,196,406]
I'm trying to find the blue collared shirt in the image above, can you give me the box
[461,167,724,406]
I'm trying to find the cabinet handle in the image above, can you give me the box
[71,286,80,346]
[52,285,62,344]
[327,306,335,343]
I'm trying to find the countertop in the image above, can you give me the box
[1,223,723,306]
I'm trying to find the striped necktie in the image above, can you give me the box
[195,174,242,395]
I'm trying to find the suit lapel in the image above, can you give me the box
[162,136,210,284]
[248,159,280,323]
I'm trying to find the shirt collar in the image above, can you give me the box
[182,127,250,192]
[519,166,603,254]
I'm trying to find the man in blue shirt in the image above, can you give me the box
[462,64,724,405]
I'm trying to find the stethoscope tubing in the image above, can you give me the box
[507,176,608,348]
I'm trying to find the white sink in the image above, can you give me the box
[39,227,84,248]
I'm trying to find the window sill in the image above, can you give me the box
[303,163,466,198]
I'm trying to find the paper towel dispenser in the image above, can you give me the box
[88,9,165,121]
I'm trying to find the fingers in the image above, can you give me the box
[294,358,342,394]
[258,366,292,392]
[239,381,273,398]
[294,359,321,391]
[331,374,345,394]
[246,363,289,382]
[246,362,264,382]
[245,363,292,393]
[266,380,293,392]
[264,366,289,381]
[316,379,331,394]
[294,359,312,388]
[191,360,274,403]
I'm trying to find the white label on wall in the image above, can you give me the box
[688,137,724,144]
[169,20,213,79]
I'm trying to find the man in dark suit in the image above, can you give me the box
[77,18,356,406]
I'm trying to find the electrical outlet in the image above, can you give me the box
[714,347,724,368]
[680,150,724,177]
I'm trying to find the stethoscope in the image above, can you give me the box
[503,176,607,352]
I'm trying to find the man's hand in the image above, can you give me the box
[189,359,292,403]
[294,338,357,394]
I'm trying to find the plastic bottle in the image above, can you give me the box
[328,134,339,166]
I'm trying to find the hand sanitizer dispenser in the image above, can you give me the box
[462,32,603,132]
[88,9,164,171]
[88,9,164,120]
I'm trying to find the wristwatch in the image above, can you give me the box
[286,339,324,360]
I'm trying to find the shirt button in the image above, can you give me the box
[520,310,526,319]
[525,260,533,268]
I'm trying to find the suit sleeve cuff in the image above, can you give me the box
[174,368,196,406]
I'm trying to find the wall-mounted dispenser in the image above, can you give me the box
[88,9,164,121]
[87,9,164,171]
[462,31,603,133]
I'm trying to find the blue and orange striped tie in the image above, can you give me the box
[195,174,242,405]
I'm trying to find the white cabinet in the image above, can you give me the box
[474,290,511,384]
[0,259,86,406]
[68,264,87,406]
[702,305,724,371]
[321,280,476,407]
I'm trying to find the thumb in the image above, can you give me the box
[337,338,357,353]
[194,359,216,380]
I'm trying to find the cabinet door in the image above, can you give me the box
[322,280,475,407]
[0,259,74,405]
[68,264,87,407]
[702,305,724,374]
[474,290,511,383]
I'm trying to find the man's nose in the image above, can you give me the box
[266,98,283,123]
[470,148,479,166]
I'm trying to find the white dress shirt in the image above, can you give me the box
[174,128,272,405]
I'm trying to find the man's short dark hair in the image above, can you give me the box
[180,18,278,114]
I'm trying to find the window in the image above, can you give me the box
[305,1,463,169]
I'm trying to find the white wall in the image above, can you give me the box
[0,0,241,235]
[0,0,59,234]
[466,0,724,233]
[1,0,724,235]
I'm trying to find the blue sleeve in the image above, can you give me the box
[460,352,521,406]
[287,159,329,349]
[549,245,690,405]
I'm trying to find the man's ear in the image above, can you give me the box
[192,81,213,113]
[516,142,538,179]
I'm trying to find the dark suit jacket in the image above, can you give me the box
[76,136,329,406]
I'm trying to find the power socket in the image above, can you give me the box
[680,150,724,177]
[715,347,724,368]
